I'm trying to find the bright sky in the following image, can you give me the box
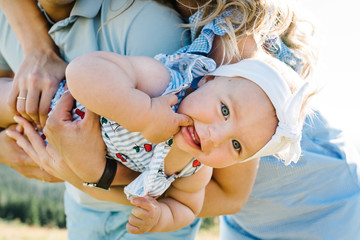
[300,0,360,149]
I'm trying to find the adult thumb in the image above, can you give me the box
[83,108,100,127]
[51,91,75,118]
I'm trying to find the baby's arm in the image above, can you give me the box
[126,165,213,234]
[66,51,192,143]
[199,160,259,217]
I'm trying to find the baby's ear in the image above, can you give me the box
[198,75,215,87]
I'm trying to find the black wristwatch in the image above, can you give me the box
[83,157,118,191]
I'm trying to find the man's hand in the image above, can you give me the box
[43,92,107,183]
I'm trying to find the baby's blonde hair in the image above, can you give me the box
[178,0,317,79]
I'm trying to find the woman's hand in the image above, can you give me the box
[3,124,62,182]
[5,116,133,205]
[43,92,108,183]
[5,116,80,183]
[1,125,61,182]
[8,49,67,128]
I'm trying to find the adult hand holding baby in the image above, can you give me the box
[8,49,67,128]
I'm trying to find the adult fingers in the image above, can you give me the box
[45,92,75,134]
[25,88,41,125]
[38,89,56,128]
[13,117,61,181]
[13,116,48,159]
[5,127,41,167]
[47,91,74,123]
[3,125,37,168]
[83,108,100,128]
[7,84,19,115]
[16,90,32,122]
[38,80,59,128]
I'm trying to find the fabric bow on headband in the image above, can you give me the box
[209,58,309,165]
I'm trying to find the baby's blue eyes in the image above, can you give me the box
[221,104,242,153]
[221,104,230,118]
[232,140,241,151]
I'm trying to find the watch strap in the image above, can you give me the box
[83,157,117,191]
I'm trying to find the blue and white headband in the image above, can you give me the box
[209,59,309,165]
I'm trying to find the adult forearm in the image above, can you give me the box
[75,181,131,206]
[0,78,16,127]
[112,162,140,186]
[0,0,56,54]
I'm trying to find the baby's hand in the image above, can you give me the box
[141,94,193,143]
[126,196,161,234]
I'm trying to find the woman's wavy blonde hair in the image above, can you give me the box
[175,0,317,79]
[100,0,317,79]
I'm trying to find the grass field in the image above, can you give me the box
[0,220,66,240]
[0,220,219,240]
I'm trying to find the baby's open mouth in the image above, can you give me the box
[189,126,201,147]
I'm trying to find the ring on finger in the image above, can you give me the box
[17,96,27,100]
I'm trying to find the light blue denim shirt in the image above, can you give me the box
[220,110,360,239]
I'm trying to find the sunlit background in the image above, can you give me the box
[301,0,360,150]
[0,1,359,239]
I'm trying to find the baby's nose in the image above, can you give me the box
[202,124,227,152]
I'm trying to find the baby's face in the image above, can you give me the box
[174,75,278,168]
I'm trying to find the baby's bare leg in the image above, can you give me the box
[0,78,16,128]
